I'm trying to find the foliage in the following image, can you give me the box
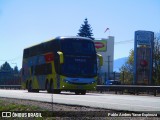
[77,18,94,40]
[0,61,13,72]
[0,61,19,73]
[153,33,160,85]
[0,100,42,111]
[119,50,134,85]
[119,33,160,85]
[13,66,19,74]
[0,62,20,85]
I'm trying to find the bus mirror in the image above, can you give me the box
[57,51,64,64]
[97,53,103,66]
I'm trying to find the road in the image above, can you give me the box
[0,89,160,114]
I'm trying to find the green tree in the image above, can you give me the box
[0,62,13,85]
[0,62,20,85]
[119,33,160,85]
[77,18,94,40]
[119,50,134,84]
[13,66,19,74]
[153,33,160,85]
[0,61,13,72]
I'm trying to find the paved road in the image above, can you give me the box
[0,89,160,114]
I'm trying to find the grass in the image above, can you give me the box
[0,100,41,111]
[0,100,53,119]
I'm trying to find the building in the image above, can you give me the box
[94,36,114,84]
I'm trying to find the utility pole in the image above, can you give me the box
[108,56,110,79]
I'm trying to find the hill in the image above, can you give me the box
[114,57,128,72]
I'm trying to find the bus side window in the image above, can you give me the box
[34,63,52,75]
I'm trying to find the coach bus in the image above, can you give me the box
[21,36,103,95]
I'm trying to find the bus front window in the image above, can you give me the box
[61,56,97,77]
[61,39,95,54]
[60,38,97,78]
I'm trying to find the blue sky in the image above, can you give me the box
[0,0,160,69]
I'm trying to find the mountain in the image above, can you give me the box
[114,57,128,72]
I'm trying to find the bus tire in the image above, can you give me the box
[81,90,86,95]
[75,91,80,95]
[54,90,61,94]
[28,81,33,92]
[34,89,39,93]
[26,81,28,89]
[50,79,54,93]
[47,82,51,93]
[28,81,39,92]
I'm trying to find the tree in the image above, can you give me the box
[77,18,94,40]
[153,33,160,85]
[0,61,13,72]
[13,66,19,74]
[0,62,20,85]
[119,33,160,85]
[119,50,134,84]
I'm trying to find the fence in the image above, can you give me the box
[0,72,21,89]
[96,85,160,96]
[96,72,160,96]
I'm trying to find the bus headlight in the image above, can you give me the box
[91,80,96,84]
[64,79,69,83]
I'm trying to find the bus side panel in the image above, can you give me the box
[45,62,57,89]
[59,75,67,89]
[35,55,47,90]
[22,58,31,89]
[32,76,39,89]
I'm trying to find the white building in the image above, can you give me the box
[94,36,114,81]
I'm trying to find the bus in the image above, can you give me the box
[21,36,103,95]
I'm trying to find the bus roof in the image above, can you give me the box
[55,36,92,40]
[24,36,93,50]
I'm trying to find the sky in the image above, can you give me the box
[0,0,160,69]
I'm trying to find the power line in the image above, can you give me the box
[114,39,134,45]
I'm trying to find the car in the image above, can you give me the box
[105,80,121,85]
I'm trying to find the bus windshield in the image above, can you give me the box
[60,38,97,77]
[61,39,95,54]
[61,56,97,77]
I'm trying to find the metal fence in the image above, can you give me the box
[96,85,160,96]
[96,72,160,96]
[0,72,21,89]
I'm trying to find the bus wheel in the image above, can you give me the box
[81,90,86,95]
[34,89,39,93]
[28,81,33,92]
[26,81,28,89]
[50,80,54,93]
[54,90,61,94]
[47,82,51,93]
[75,91,80,95]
